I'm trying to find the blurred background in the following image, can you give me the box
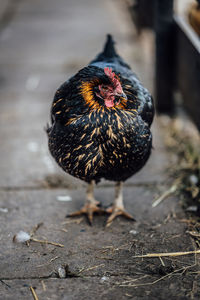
[0,0,199,198]
[0,0,199,187]
[1,1,200,298]
[0,0,155,188]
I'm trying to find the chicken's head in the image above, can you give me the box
[79,66,127,110]
[95,67,127,108]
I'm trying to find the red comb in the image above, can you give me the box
[104,67,120,88]
[104,67,114,78]
[104,67,122,91]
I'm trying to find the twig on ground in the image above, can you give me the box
[31,238,64,248]
[119,264,196,287]
[30,286,39,300]
[100,243,130,253]
[170,234,182,239]
[95,256,114,260]
[30,223,44,237]
[62,217,83,225]
[190,278,198,300]
[36,256,60,268]
[61,228,68,233]
[159,256,165,266]
[41,280,46,291]
[117,275,148,285]
[78,264,105,274]
[187,231,200,238]
[152,184,178,207]
[13,223,64,248]
[179,219,200,225]
[50,256,59,262]
[133,250,200,258]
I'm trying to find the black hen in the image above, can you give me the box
[47,34,154,226]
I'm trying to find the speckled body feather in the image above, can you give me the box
[47,35,154,183]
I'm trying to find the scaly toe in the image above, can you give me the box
[67,202,105,225]
[106,207,135,227]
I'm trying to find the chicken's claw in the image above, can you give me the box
[67,201,105,225]
[106,206,135,227]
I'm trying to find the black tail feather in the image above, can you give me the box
[102,34,118,58]
[90,34,131,68]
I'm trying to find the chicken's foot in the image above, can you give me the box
[67,180,104,225]
[106,182,135,227]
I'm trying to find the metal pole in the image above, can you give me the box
[154,0,174,113]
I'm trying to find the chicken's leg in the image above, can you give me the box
[106,182,135,227]
[67,180,104,224]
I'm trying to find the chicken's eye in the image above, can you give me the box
[98,84,108,93]
[98,84,113,95]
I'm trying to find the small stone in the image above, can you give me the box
[186,206,198,212]
[57,265,68,278]
[129,229,138,235]
[0,207,8,213]
[57,195,72,202]
[189,175,198,185]
[100,276,109,283]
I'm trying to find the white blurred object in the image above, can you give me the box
[129,229,138,235]
[13,231,30,243]
[100,276,109,283]
[189,174,198,185]
[57,195,72,202]
[0,208,8,213]
[27,141,39,153]
[26,75,40,91]
[186,205,198,212]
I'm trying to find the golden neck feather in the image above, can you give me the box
[80,80,127,110]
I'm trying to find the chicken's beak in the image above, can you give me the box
[114,91,127,105]
[114,91,127,100]
[121,91,127,100]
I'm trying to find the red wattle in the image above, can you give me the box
[105,99,115,108]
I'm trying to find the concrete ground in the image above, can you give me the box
[0,0,200,299]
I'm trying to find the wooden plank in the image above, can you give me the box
[174,15,200,130]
